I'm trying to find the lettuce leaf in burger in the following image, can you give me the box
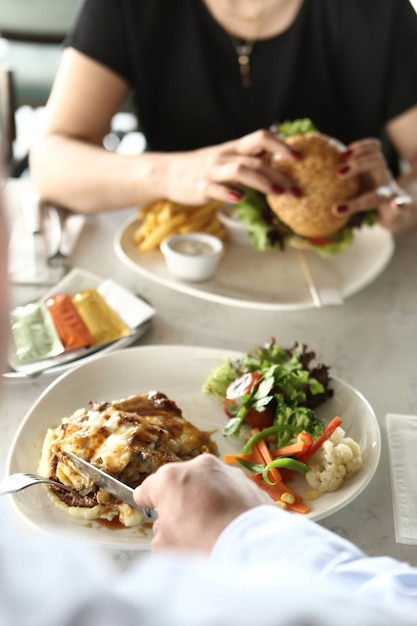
[234,119,377,257]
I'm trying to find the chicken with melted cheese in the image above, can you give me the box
[38,390,219,527]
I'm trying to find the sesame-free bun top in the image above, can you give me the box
[266,132,361,238]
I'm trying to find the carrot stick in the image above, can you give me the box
[249,429,309,513]
[250,474,310,515]
[231,428,310,514]
[298,416,342,464]
[223,453,255,464]
[251,433,283,484]
[270,431,314,459]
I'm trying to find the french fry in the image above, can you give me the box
[138,199,164,217]
[134,199,225,252]
[138,212,188,252]
[176,201,222,233]
[204,220,226,238]
[179,216,212,233]
[156,201,174,224]
[191,201,221,221]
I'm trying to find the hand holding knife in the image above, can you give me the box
[64,450,158,521]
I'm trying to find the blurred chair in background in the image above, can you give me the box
[0,0,142,178]
[0,0,81,176]
[0,62,14,168]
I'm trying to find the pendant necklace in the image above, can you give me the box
[216,0,280,88]
[229,35,255,88]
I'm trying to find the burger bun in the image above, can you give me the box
[266,132,361,239]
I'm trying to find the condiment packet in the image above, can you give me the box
[386,413,417,544]
[7,268,156,375]
[71,288,131,345]
[97,279,155,329]
[45,294,96,351]
[10,300,64,365]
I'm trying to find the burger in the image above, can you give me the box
[234,119,376,256]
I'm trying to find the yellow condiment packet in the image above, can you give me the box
[71,288,130,345]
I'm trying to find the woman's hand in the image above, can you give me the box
[133,454,273,553]
[333,138,417,233]
[161,129,301,205]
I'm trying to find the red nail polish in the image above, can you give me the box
[290,187,302,198]
[228,190,243,202]
[336,204,349,214]
[258,149,270,161]
[340,149,352,161]
[272,184,284,194]
[290,148,302,161]
[338,165,350,175]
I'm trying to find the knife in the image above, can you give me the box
[64,451,158,520]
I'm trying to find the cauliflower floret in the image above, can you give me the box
[305,426,362,494]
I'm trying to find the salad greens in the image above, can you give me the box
[277,118,317,138]
[233,187,280,252]
[202,339,333,443]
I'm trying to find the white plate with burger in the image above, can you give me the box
[115,217,393,311]
[4,344,380,549]
[114,122,395,311]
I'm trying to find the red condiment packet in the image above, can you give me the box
[45,293,96,351]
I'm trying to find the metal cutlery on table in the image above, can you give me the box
[9,193,85,286]
[21,192,48,277]
[9,192,68,286]
[46,204,72,270]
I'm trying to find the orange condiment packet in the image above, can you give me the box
[45,293,96,351]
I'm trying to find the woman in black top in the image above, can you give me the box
[30,0,417,233]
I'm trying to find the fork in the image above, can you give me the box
[0,473,78,496]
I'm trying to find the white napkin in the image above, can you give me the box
[8,197,86,285]
[386,413,417,544]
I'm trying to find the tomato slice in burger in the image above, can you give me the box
[223,372,274,429]
[307,236,334,246]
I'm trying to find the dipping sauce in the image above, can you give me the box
[170,239,215,256]
[160,232,224,282]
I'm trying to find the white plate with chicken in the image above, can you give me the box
[4,344,381,549]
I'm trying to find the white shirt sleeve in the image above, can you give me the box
[211,505,417,620]
[1,502,417,626]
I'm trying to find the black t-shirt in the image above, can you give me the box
[67,0,417,167]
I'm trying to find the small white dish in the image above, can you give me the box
[160,232,224,282]
[217,204,252,246]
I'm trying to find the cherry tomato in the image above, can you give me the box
[223,372,274,429]
[225,372,263,400]
[244,408,274,429]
